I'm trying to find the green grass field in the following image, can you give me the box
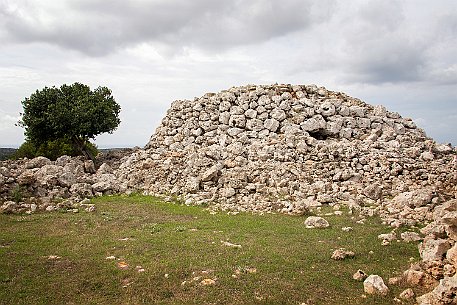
[0,195,422,304]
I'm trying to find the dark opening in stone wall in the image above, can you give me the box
[308,129,331,140]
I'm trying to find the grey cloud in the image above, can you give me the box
[344,39,427,84]
[1,0,335,56]
[337,1,426,84]
[347,1,457,85]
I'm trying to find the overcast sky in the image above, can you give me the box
[1,0,456,148]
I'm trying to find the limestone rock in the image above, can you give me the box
[304,216,329,228]
[331,248,355,260]
[399,288,415,300]
[185,177,201,193]
[84,160,96,174]
[17,170,36,185]
[271,108,287,121]
[353,269,367,281]
[434,143,453,154]
[36,164,62,180]
[363,183,382,200]
[220,187,236,198]
[58,169,76,187]
[447,244,457,267]
[363,275,389,295]
[55,155,72,167]
[97,163,113,175]
[420,238,451,262]
[420,151,434,161]
[401,231,422,243]
[92,174,117,193]
[264,118,279,132]
[442,211,457,227]
[416,274,457,305]
[378,232,396,241]
[0,201,18,214]
[390,189,435,209]
[201,164,222,182]
[70,183,94,198]
[25,156,51,169]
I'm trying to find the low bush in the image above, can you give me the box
[11,138,98,160]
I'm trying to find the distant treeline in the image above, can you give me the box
[0,148,17,161]
[0,147,130,161]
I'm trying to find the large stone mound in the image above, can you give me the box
[117,84,455,218]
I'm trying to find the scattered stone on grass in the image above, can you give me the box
[378,232,396,241]
[80,198,91,204]
[342,227,353,232]
[105,256,116,260]
[232,266,257,278]
[331,248,355,260]
[200,278,216,286]
[381,239,390,246]
[181,270,217,287]
[121,278,134,288]
[353,270,368,281]
[45,206,56,212]
[47,255,61,260]
[227,211,239,215]
[201,269,214,275]
[135,266,145,273]
[304,216,329,228]
[363,275,389,295]
[401,231,422,242]
[85,205,96,212]
[221,240,242,248]
[117,261,129,270]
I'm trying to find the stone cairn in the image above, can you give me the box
[1,84,456,303]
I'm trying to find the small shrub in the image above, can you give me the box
[12,138,98,161]
[12,141,37,159]
[11,185,26,203]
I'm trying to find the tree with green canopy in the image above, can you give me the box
[18,82,121,160]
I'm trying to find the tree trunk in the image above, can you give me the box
[72,136,94,161]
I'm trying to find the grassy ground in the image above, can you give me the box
[0,195,422,305]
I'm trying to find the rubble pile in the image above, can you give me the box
[118,84,455,217]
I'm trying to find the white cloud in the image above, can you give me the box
[0,112,18,130]
[0,0,336,56]
[0,0,456,147]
